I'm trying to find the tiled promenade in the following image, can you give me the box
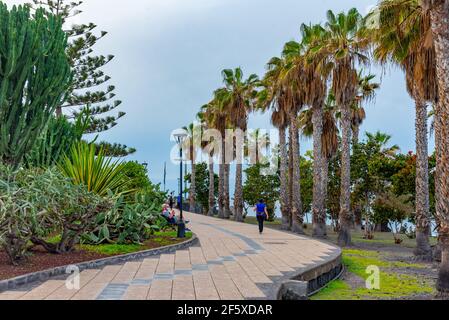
[0,212,340,300]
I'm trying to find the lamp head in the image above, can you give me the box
[172,129,188,145]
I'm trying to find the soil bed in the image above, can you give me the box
[0,231,190,281]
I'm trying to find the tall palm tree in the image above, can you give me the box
[246,129,270,165]
[283,41,308,234]
[421,0,449,294]
[201,91,229,219]
[258,56,291,230]
[197,109,217,216]
[213,87,233,219]
[259,57,289,229]
[299,23,329,237]
[299,92,340,234]
[219,68,259,222]
[374,0,437,259]
[317,8,370,246]
[350,72,380,229]
[183,123,201,213]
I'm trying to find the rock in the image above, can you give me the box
[277,280,308,300]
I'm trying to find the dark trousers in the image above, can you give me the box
[256,214,265,233]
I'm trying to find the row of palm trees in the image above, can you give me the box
[183,1,449,295]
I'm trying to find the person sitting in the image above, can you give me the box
[161,204,189,225]
[161,204,175,223]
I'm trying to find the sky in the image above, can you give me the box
[4,0,433,193]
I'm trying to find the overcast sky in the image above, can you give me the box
[5,0,431,192]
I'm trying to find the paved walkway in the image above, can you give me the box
[0,212,340,300]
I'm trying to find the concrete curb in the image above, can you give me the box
[0,234,198,293]
[271,248,342,300]
[259,229,342,300]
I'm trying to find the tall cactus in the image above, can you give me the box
[0,3,71,167]
[26,113,87,168]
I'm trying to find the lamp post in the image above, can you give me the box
[173,130,188,238]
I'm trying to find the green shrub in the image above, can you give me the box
[0,180,48,265]
[58,141,132,197]
[29,176,112,254]
[0,164,112,263]
[121,161,167,205]
[83,192,162,245]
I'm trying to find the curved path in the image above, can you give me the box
[0,212,341,300]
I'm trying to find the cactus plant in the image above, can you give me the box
[26,111,90,167]
[0,3,71,167]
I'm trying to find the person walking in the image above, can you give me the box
[168,193,174,209]
[254,199,268,234]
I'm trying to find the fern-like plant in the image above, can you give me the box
[58,142,132,197]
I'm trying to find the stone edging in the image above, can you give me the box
[273,248,342,300]
[265,230,343,300]
[0,234,198,293]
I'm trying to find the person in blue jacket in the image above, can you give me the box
[254,199,268,234]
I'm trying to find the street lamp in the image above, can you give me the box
[173,130,188,238]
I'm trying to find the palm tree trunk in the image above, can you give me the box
[288,126,294,229]
[352,125,362,231]
[430,0,449,295]
[414,98,432,260]
[434,104,443,262]
[322,155,329,213]
[338,105,352,247]
[279,126,290,230]
[289,111,304,234]
[208,155,215,216]
[218,140,225,219]
[352,125,360,147]
[189,159,196,213]
[234,163,244,222]
[312,104,326,237]
[224,163,231,219]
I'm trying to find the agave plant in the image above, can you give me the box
[58,141,132,197]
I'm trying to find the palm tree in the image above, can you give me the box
[298,23,329,237]
[183,123,201,213]
[374,0,438,259]
[201,92,229,219]
[299,106,339,235]
[213,87,234,219]
[420,0,449,294]
[317,8,370,246]
[258,56,291,230]
[219,68,259,222]
[282,40,310,234]
[259,59,288,228]
[246,129,270,165]
[197,109,217,216]
[350,72,380,229]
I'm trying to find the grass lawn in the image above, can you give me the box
[79,231,193,256]
[311,248,435,300]
[242,217,438,300]
[44,230,193,256]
